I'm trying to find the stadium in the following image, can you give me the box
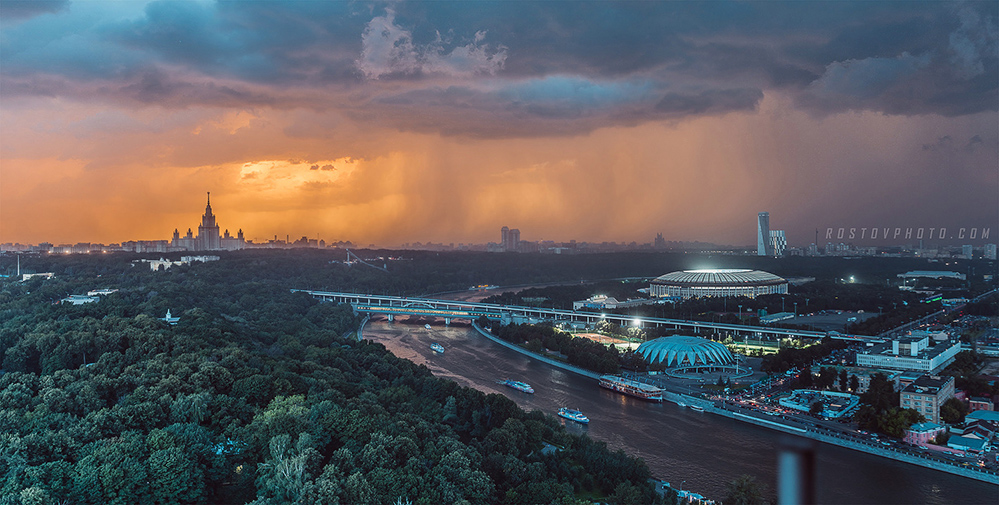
[649,268,788,299]
[636,335,752,379]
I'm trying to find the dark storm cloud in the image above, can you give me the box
[118,69,278,107]
[922,134,994,154]
[1,1,996,136]
[655,89,764,116]
[0,0,68,21]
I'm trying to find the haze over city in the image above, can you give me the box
[1,1,996,247]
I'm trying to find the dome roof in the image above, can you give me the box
[636,336,734,367]
[651,269,786,287]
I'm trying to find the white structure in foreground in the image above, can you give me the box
[650,269,788,299]
[856,334,962,373]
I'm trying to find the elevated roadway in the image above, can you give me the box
[295,290,879,342]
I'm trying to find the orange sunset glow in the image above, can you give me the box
[1,2,996,247]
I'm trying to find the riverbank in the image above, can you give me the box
[467,322,998,486]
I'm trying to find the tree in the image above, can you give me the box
[879,408,924,438]
[254,433,320,503]
[148,447,204,503]
[849,375,859,393]
[609,480,645,505]
[860,374,897,413]
[940,398,968,425]
[856,373,903,436]
[724,474,768,505]
[817,367,836,389]
[838,369,848,392]
[664,486,679,505]
[931,431,950,446]
[799,366,813,387]
[809,401,825,417]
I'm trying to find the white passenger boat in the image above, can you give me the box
[598,375,663,402]
[558,407,589,424]
[498,379,534,393]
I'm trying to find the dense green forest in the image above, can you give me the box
[487,323,623,374]
[0,251,663,504]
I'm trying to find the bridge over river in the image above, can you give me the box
[294,290,882,343]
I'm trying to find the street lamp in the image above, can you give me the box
[794,302,798,319]
[738,304,743,322]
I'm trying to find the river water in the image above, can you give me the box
[362,319,998,504]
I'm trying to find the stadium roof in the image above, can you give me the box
[636,336,734,367]
[651,269,787,287]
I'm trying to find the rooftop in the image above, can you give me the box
[947,436,987,451]
[908,422,943,432]
[651,269,787,287]
[967,410,999,422]
[896,270,967,280]
[860,339,959,362]
[901,375,953,395]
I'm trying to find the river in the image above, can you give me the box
[362,318,998,504]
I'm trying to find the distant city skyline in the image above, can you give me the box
[1,2,996,246]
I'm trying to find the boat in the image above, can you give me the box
[598,375,663,402]
[430,342,445,353]
[688,405,704,412]
[425,324,432,330]
[558,407,589,424]
[498,379,534,393]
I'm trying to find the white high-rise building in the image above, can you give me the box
[757,212,773,256]
[770,230,787,257]
[985,244,997,260]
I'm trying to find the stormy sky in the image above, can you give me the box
[1,0,996,247]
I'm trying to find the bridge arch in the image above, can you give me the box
[401,301,436,309]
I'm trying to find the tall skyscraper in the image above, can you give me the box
[499,226,520,252]
[757,212,773,256]
[171,193,243,251]
[197,193,221,251]
[654,233,666,249]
